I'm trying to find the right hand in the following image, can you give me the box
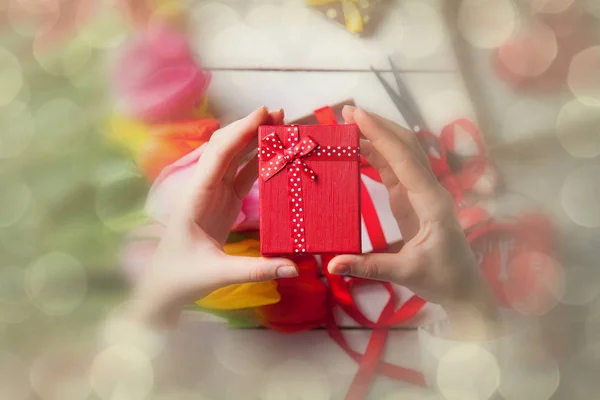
[328,106,499,337]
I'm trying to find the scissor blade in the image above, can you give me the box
[370,66,405,109]
[387,57,429,132]
[371,66,425,133]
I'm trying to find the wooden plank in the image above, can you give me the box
[206,70,476,135]
[187,0,457,71]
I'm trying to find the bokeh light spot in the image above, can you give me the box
[0,266,34,324]
[245,2,311,43]
[33,35,92,76]
[0,47,24,106]
[30,344,93,400]
[103,304,166,359]
[457,0,519,49]
[499,356,560,400]
[90,345,154,400]
[560,265,600,306]
[210,24,283,68]
[34,98,87,154]
[0,101,35,159]
[213,330,275,375]
[528,0,575,14]
[436,344,500,400]
[0,200,43,259]
[0,176,31,228]
[261,359,331,400]
[568,46,600,107]
[561,165,600,227]
[0,350,30,400]
[498,20,557,77]
[395,1,444,59]
[78,0,127,49]
[59,36,93,76]
[555,99,600,158]
[423,90,477,134]
[503,252,564,316]
[501,99,557,143]
[189,1,242,39]
[25,252,87,316]
[7,0,60,37]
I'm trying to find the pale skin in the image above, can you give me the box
[129,106,500,339]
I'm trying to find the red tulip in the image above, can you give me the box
[254,256,328,333]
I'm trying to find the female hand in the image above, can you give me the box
[129,107,298,328]
[328,107,499,337]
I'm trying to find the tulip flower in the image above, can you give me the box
[109,115,220,181]
[111,22,211,123]
[146,145,260,230]
[253,255,327,333]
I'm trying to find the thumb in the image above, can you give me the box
[327,253,406,283]
[221,255,299,284]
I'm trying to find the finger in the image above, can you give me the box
[222,109,285,182]
[268,109,285,125]
[342,104,358,124]
[344,105,431,173]
[327,253,408,283]
[223,138,258,182]
[355,108,454,220]
[361,139,422,240]
[233,154,259,199]
[220,255,298,284]
[195,106,270,187]
[360,139,399,189]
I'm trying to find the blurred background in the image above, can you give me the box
[1,0,599,399]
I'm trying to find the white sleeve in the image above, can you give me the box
[418,311,560,399]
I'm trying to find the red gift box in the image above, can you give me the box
[258,124,361,255]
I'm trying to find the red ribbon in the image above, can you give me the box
[259,132,318,182]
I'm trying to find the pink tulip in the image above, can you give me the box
[111,22,211,123]
[146,145,260,231]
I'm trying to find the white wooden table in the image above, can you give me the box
[178,1,473,398]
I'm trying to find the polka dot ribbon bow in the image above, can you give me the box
[259,132,319,182]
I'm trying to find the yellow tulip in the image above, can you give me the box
[195,239,281,310]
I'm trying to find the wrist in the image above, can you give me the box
[128,281,184,330]
[441,274,502,340]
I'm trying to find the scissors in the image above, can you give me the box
[370,57,429,134]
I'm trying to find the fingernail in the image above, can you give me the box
[329,264,351,275]
[355,107,367,117]
[276,266,298,278]
[343,105,356,113]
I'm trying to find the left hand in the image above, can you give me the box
[129,107,298,328]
